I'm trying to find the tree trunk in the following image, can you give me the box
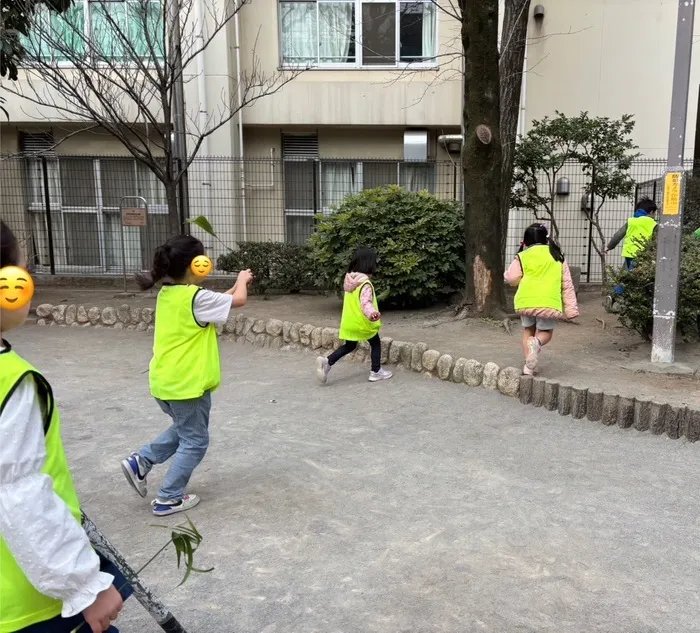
[164,180,181,236]
[499,0,531,261]
[461,0,506,315]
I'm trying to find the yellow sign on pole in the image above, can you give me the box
[663,172,682,215]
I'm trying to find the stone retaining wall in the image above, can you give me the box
[35,303,699,442]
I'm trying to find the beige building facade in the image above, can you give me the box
[0,0,698,276]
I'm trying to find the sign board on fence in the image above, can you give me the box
[122,208,147,227]
[663,172,682,215]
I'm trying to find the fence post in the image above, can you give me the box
[453,162,457,200]
[41,155,56,275]
[586,164,595,282]
[312,159,319,215]
[177,158,188,235]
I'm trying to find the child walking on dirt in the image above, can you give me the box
[505,224,579,376]
[316,248,392,384]
[121,235,252,516]
[0,220,131,633]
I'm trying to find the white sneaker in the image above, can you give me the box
[121,453,148,498]
[523,365,535,376]
[525,337,540,372]
[369,368,393,382]
[151,494,200,516]
[316,356,331,384]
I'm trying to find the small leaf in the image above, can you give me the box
[187,215,217,238]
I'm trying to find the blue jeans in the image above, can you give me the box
[138,393,211,501]
[18,555,133,633]
[613,257,637,296]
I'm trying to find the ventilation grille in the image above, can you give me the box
[20,132,56,156]
[282,134,319,159]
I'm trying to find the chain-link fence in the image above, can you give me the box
[0,154,683,283]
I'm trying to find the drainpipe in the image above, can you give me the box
[234,0,247,241]
[517,36,529,137]
[193,0,213,250]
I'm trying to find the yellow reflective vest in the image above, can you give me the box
[0,347,82,632]
[149,285,221,401]
[514,245,563,313]
[339,281,381,341]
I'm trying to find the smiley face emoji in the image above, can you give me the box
[191,255,213,278]
[0,266,35,311]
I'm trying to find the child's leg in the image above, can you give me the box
[535,318,556,348]
[156,392,211,501]
[327,340,358,366]
[521,319,537,356]
[137,399,181,470]
[536,329,553,347]
[368,334,382,373]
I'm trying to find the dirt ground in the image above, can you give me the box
[32,284,700,408]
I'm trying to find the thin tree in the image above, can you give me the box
[0,0,73,116]
[6,0,302,234]
[576,114,637,287]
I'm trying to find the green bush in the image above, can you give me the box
[216,242,313,294]
[610,234,700,340]
[308,185,465,307]
[683,173,700,233]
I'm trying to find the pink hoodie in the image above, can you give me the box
[344,272,378,320]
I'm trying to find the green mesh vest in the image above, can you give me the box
[0,344,82,633]
[514,245,563,313]
[339,281,381,341]
[149,285,221,401]
[622,216,656,258]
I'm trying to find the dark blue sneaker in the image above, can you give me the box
[121,453,148,498]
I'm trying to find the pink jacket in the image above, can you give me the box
[504,256,579,320]
[344,272,378,320]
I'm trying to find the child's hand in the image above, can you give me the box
[370,311,381,322]
[238,269,254,286]
[83,585,123,632]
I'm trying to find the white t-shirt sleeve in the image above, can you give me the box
[0,375,113,617]
[193,288,234,325]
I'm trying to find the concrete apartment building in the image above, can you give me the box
[0,0,698,276]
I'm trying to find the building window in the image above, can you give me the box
[24,154,168,271]
[21,0,164,63]
[279,0,436,68]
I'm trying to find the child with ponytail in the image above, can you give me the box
[121,235,252,516]
[505,224,579,375]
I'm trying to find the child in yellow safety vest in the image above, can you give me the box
[604,197,658,310]
[120,236,253,516]
[316,248,392,384]
[505,224,579,376]
[0,221,130,633]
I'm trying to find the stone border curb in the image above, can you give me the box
[35,303,699,442]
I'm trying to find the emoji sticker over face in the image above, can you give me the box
[0,267,35,311]
[191,255,213,278]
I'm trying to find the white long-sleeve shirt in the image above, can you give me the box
[0,368,113,618]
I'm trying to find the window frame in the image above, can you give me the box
[278,0,438,70]
[22,0,165,68]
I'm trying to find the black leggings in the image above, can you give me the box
[328,334,381,372]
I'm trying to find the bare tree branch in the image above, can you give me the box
[5,0,303,232]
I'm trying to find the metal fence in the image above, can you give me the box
[0,154,683,283]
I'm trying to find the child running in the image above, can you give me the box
[316,247,392,384]
[121,235,252,516]
[505,224,579,375]
[0,221,129,633]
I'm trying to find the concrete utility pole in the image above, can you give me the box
[651,0,696,363]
